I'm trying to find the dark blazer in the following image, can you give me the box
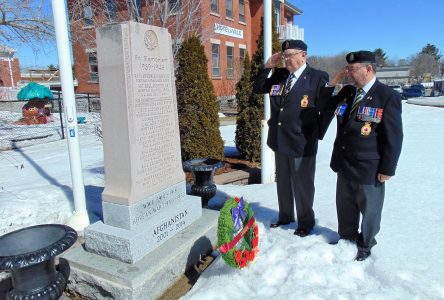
[319,80,403,184]
[253,65,331,157]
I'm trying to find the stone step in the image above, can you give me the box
[214,167,261,185]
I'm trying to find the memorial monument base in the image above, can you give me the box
[62,208,218,300]
[85,194,202,264]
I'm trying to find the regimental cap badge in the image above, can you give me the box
[349,53,354,61]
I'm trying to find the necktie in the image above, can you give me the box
[283,73,295,97]
[350,88,364,114]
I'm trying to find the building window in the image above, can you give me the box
[105,0,116,22]
[239,48,246,73]
[83,5,93,26]
[239,48,246,61]
[274,0,280,29]
[226,46,234,79]
[88,52,99,82]
[239,0,245,22]
[226,0,232,18]
[212,44,220,78]
[169,0,180,14]
[286,15,292,24]
[211,0,219,14]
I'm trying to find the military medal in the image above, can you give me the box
[356,106,384,123]
[270,84,283,96]
[335,103,347,116]
[361,122,372,136]
[301,95,309,108]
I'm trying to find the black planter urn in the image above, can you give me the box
[183,158,224,207]
[0,224,77,300]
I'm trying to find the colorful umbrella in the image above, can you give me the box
[17,82,54,100]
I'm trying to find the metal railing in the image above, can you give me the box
[0,93,101,151]
[278,24,304,41]
[0,87,19,101]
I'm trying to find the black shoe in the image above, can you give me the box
[270,221,290,228]
[294,228,310,237]
[355,249,371,261]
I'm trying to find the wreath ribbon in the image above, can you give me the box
[219,216,256,254]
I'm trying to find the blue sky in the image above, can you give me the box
[290,0,444,61]
[15,0,444,68]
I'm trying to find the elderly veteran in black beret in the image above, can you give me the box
[253,40,333,237]
[320,50,403,261]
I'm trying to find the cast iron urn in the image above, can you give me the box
[183,158,224,207]
[0,224,77,300]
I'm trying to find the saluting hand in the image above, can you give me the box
[328,67,347,86]
[265,52,282,69]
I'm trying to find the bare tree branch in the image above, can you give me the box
[68,0,203,58]
[0,0,54,51]
[410,53,440,81]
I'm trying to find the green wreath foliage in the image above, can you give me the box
[217,197,259,268]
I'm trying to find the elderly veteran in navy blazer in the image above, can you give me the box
[253,40,332,237]
[321,50,403,261]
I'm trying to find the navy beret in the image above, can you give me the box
[282,40,307,52]
[346,51,376,64]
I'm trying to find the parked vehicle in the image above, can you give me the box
[389,84,406,99]
[389,84,403,94]
[410,84,426,93]
[402,87,425,98]
[431,79,444,96]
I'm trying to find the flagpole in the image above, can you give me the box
[261,0,275,183]
[51,0,90,231]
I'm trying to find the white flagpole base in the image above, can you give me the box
[261,120,275,183]
[66,211,90,232]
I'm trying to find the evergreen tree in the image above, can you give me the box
[420,44,442,61]
[235,55,262,161]
[373,48,387,67]
[235,4,280,162]
[176,36,224,161]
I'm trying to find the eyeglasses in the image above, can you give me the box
[346,65,367,72]
[282,50,303,58]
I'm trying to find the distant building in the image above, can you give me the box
[376,66,411,86]
[19,68,77,91]
[67,0,304,98]
[0,45,21,88]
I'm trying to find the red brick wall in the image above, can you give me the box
[0,58,21,87]
[250,0,263,56]
[69,1,299,98]
[203,0,253,97]
[71,27,100,94]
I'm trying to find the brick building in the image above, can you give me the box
[0,45,21,88]
[68,0,303,98]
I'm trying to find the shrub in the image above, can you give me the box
[176,36,224,161]
[235,8,281,162]
[235,55,262,161]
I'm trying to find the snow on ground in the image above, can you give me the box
[0,111,102,150]
[1,99,443,299]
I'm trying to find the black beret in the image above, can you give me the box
[346,51,376,64]
[282,40,307,52]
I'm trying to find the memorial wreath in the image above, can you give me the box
[217,197,259,268]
